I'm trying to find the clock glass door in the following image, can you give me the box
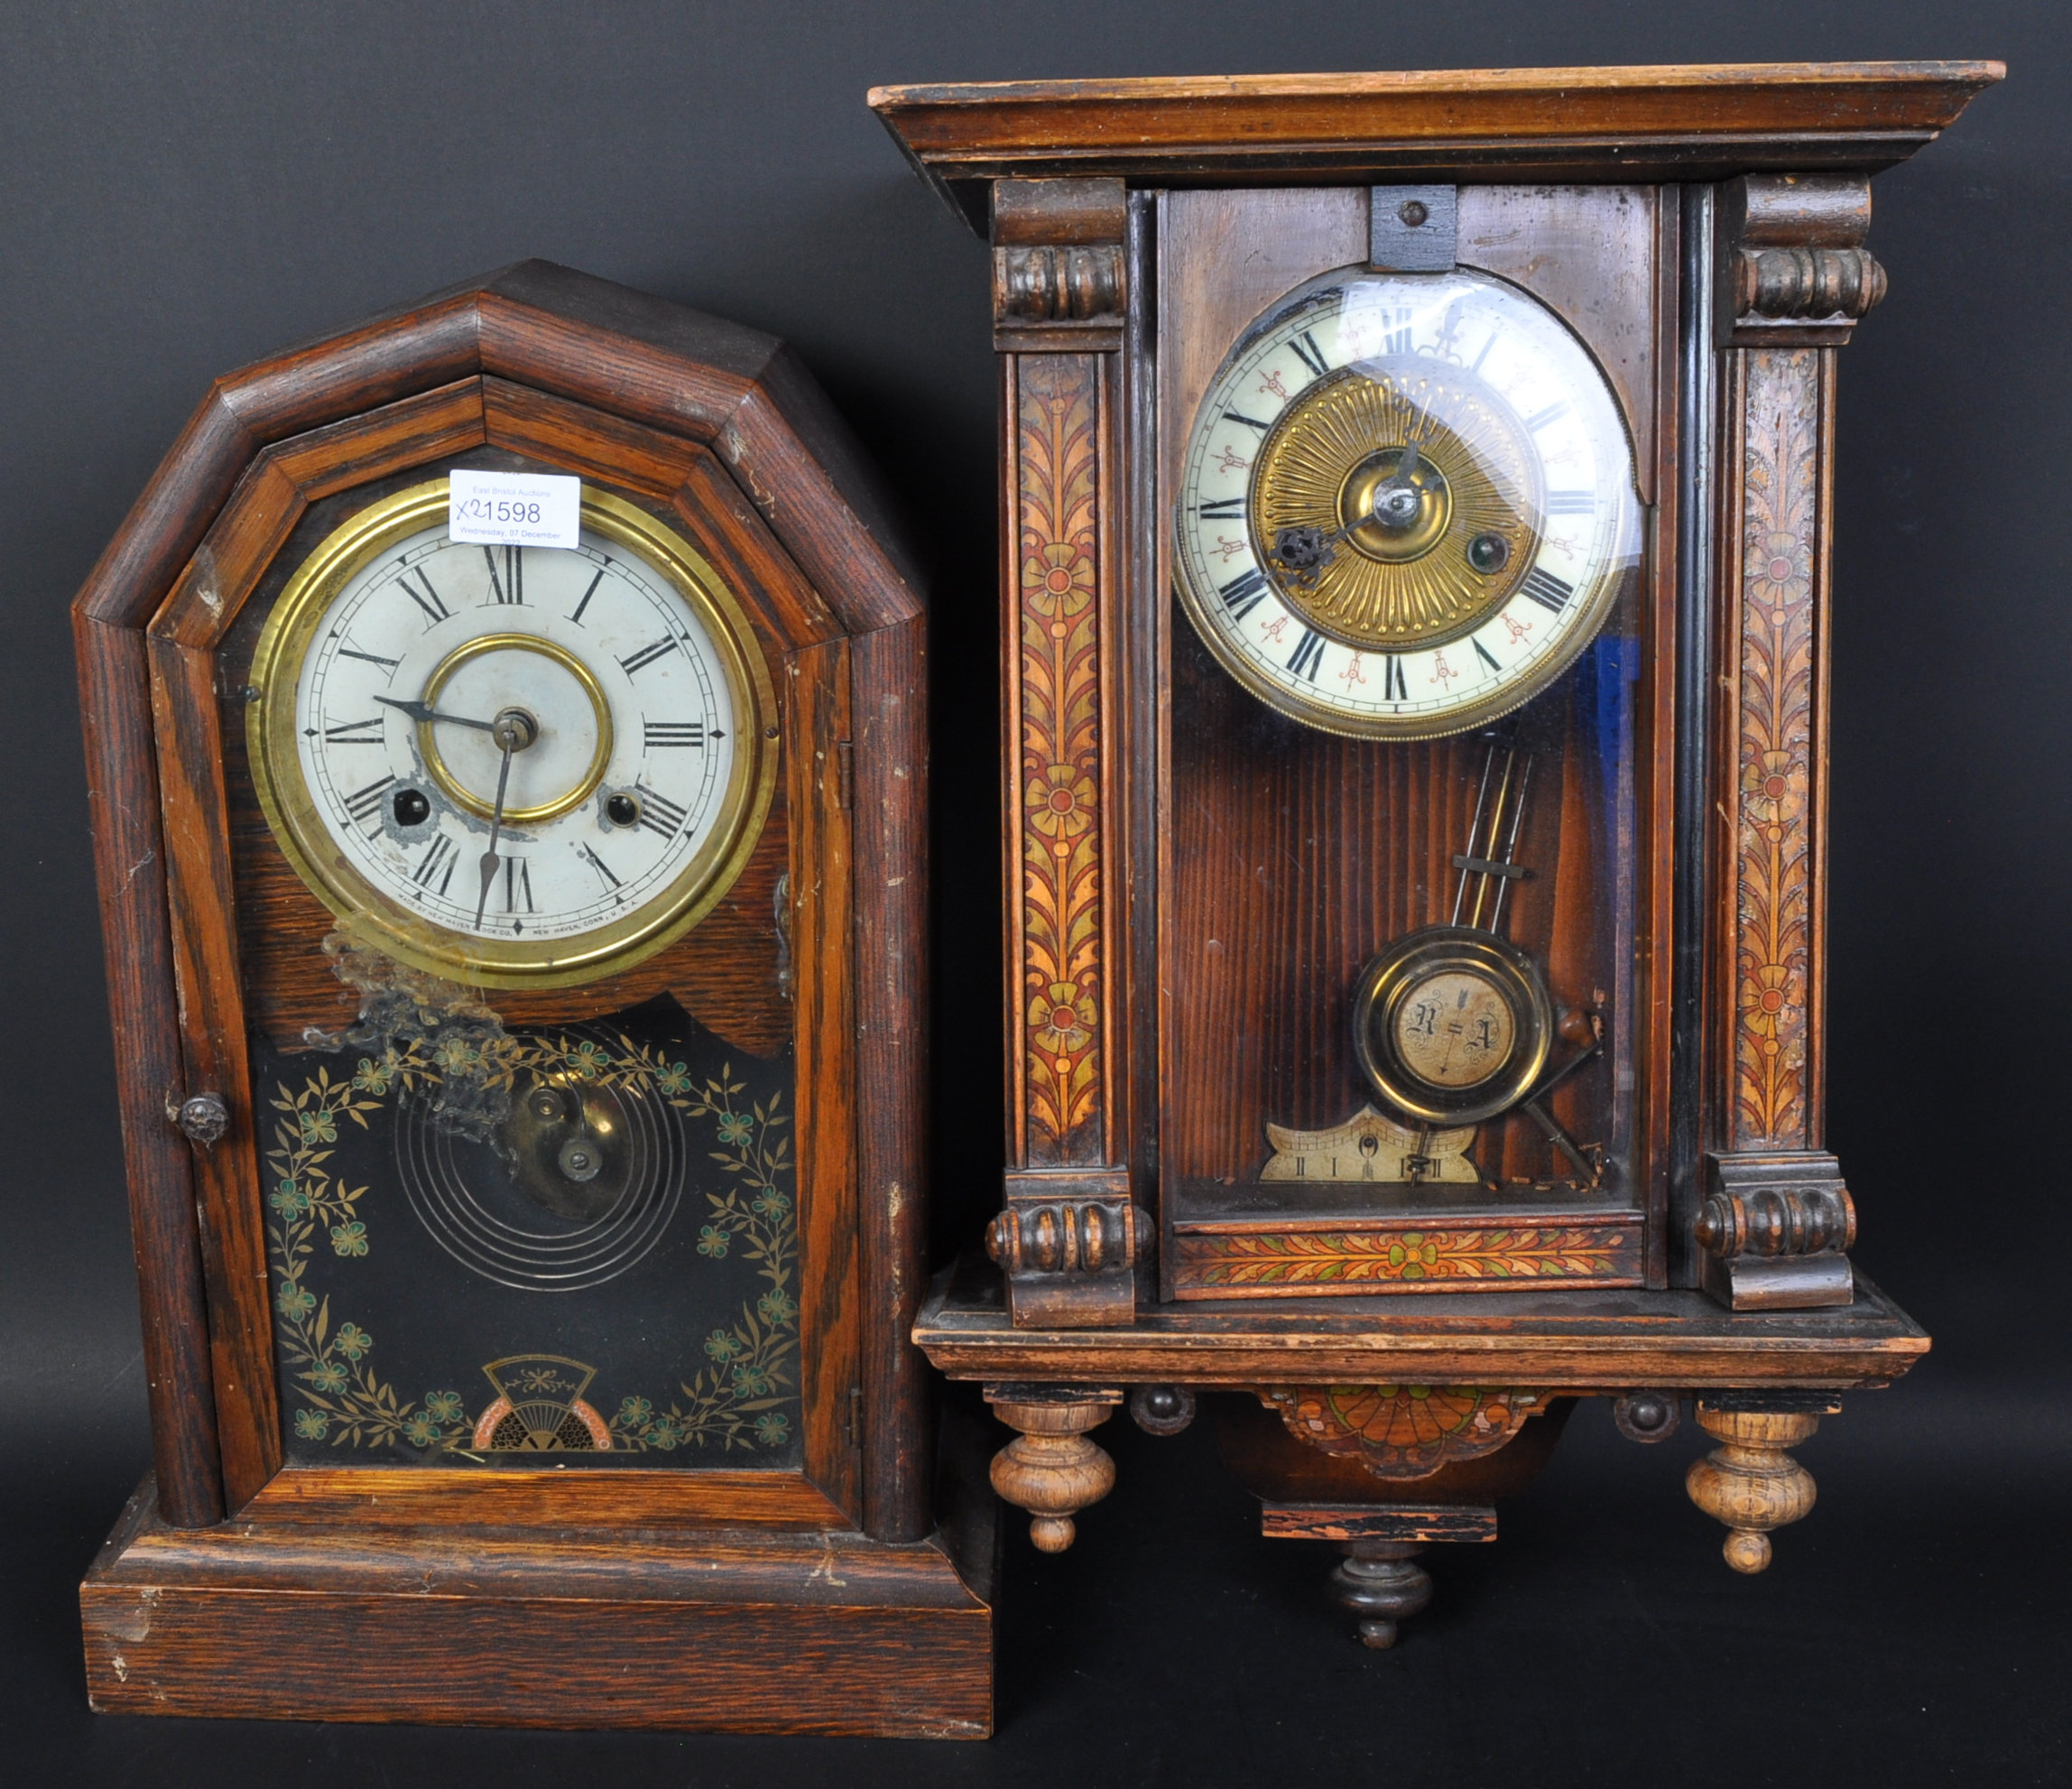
[1158,201,1665,1299]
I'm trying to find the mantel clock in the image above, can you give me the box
[871,61,2002,1645]
[71,263,992,1734]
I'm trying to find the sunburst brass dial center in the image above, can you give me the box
[1252,364,1541,653]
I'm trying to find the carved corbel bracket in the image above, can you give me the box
[992,177,1128,352]
[1255,1385,1545,1481]
[1698,1151,1857,1310]
[1716,174,1885,348]
[988,1169,1138,1326]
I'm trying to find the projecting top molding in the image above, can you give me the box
[868,61,2005,233]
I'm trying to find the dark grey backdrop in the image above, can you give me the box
[4,4,2066,1784]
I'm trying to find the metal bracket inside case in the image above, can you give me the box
[1369,186,1457,272]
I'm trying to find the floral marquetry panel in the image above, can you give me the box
[259,991,803,1469]
[1729,349,1824,1152]
[1011,354,1108,1164]
[1170,1219,1643,1297]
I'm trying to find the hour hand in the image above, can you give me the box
[374,695,498,732]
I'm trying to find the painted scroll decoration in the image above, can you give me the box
[1733,350,1818,1149]
[1014,354,1105,1161]
[1172,1222,1641,1292]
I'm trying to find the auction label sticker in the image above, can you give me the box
[449,469,581,548]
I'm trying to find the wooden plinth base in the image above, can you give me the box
[81,1477,994,1737]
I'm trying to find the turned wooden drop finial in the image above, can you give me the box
[1684,1404,1821,1573]
[988,1399,1117,1553]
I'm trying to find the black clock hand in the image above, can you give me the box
[473,710,533,930]
[374,694,500,733]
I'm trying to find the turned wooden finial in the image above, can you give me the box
[1684,1404,1823,1572]
[987,1396,1118,1553]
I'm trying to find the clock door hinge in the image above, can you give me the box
[836,738,854,811]
[846,1382,864,1450]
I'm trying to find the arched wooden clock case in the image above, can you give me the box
[871,61,2002,1645]
[71,263,991,1734]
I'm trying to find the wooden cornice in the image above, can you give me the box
[71,260,923,640]
[868,61,2005,232]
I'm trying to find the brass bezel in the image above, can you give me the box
[1350,924,1554,1126]
[248,480,778,990]
[1173,266,1640,743]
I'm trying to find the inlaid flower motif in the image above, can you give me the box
[292,1409,329,1440]
[758,1289,798,1326]
[647,1419,683,1451]
[269,1178,310,1217]
[754,1412,791,1446]
[697,1224,730,1258]
[1742,749,1806,828]
[617,1395,652,1427]
[1022,539,1094,618]
[351,1054,395,1095]
[402,1413,442,1448]
[704,1329,745,1362]
[1027,763,1096,840]
[277,1282,317,1319]
[329,1220,369,1257]
[297,1108,338,1145]
[1030,982,1096,1055]
[1740,963,1797,1037]
[752,1188,791,1219]
[730,1361,772,1396]
[333,1323,372,1361]
[304,1360,347,1394]
[717,1111,754,1146]
[656,1061,692,1096]
[1749,527,1810,611]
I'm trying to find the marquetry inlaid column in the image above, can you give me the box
[1702,176,1880,1311]
[984,177,1138,1328]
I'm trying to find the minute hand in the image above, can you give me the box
[375,695,499,732]
[474,727,519,932]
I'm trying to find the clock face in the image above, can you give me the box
[1350,926,1554,1127]
[1392,969,1517,1090]
[1174,267,1641,739]
[250,481,776,987]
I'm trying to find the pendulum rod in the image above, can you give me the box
[1451,733,1534,933]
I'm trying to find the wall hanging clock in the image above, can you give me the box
[870,60,2000,1645]
[71,262,992,1734]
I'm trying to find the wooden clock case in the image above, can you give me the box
[71,262,993,1736]
[870,62,2002,1639]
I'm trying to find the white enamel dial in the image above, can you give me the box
[251,481,774,987]
[1174,268,1641,738]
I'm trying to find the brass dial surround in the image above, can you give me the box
[1173,266,1642,741]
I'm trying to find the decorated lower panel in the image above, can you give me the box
[1169,1208,1643,1298]
[256,988,802,1468]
